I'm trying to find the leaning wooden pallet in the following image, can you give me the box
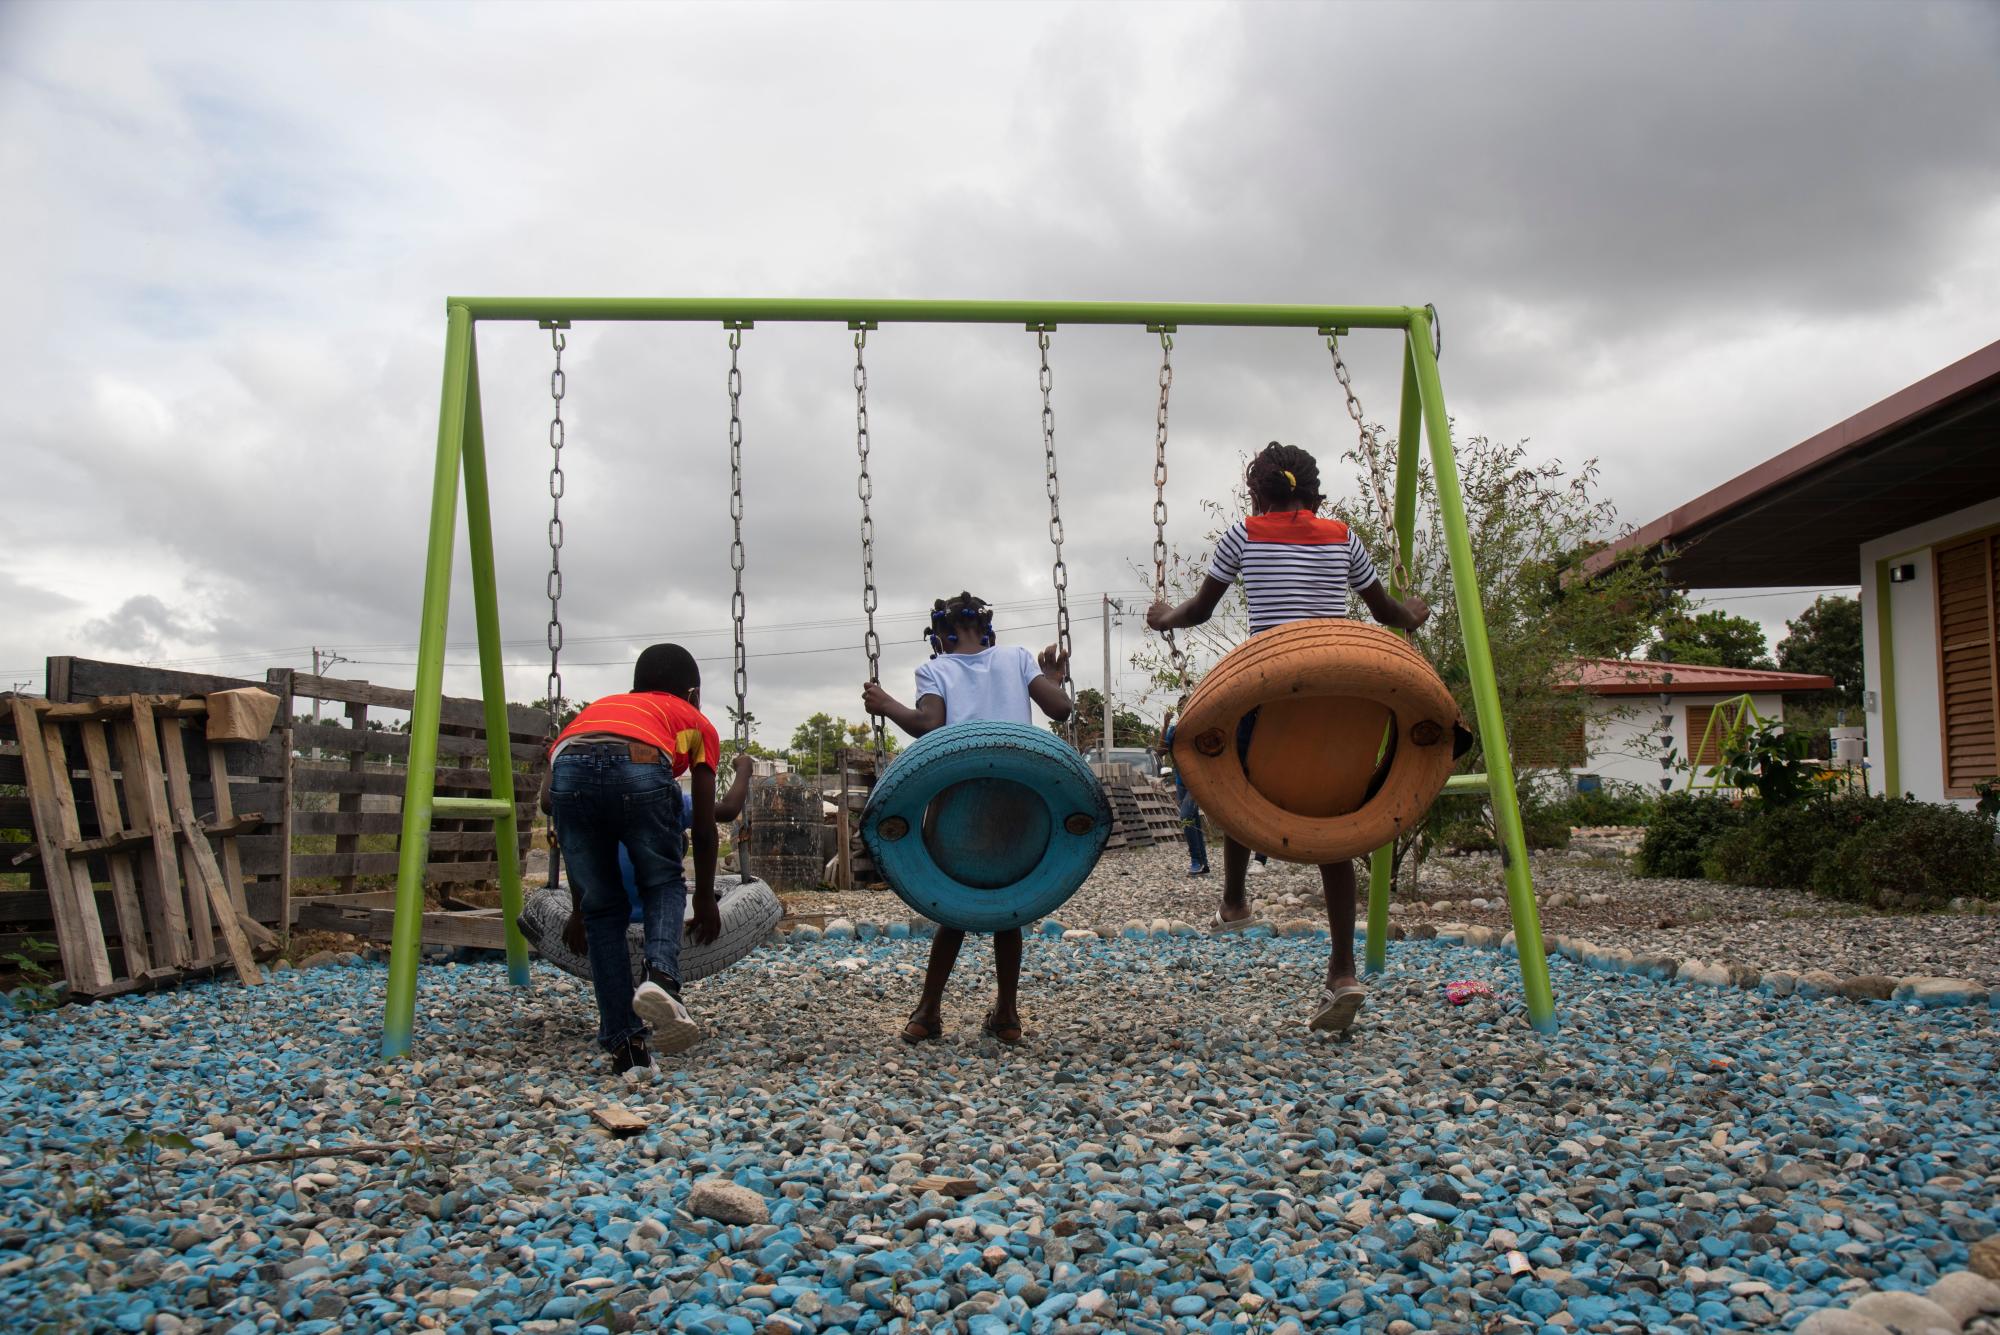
[2,692,272,996]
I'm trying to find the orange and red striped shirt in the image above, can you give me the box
[551,692,720,776]
[1208,511,1381,633]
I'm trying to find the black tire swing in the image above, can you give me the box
[526,323,782,975]
[853,326,1111,933]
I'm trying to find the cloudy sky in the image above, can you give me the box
[4,0,1997,746]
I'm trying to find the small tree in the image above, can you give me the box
[1647,610,1773,670]
[1067,689,1161,750]
[789,713,840,776]
[1776,595,1861,692]
[844,721,899,758]
[1136,433,1682,893]
[528,696,585,731]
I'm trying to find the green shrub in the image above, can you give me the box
[1702,803,1829,888]
[1809,797,2000,909]
[1428,790,1572,854]
[1636,792,1747,879]
[1550,781,1658,828]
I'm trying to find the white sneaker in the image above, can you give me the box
[632,980,702,1054]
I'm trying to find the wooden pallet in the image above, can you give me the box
[1132,781,1185,842]
[831,747,888,891]
[4,693,273,996]
[1092,773,1184,849]
[293,890,507,951]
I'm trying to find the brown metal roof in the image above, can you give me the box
[1560,658,1835,696]
[1589,339,2000,587]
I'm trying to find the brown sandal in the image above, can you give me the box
[901,1015,944,1045]
[981,1009,1024,1045]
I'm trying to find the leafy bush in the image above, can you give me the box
[1428,790,1573,854]
[1550,780,1657,828]
[1636,792,1747,879]
[1809,797,2000,908]
[1702,803,1832,888]
[1712,719,1816,809]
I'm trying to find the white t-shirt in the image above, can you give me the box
[913,645,1040,726]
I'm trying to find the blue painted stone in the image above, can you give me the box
[1519,1288,1562,1317]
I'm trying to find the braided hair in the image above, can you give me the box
[924,590,995,658]
[1245,441,1325,513]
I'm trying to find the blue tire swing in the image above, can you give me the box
[848,326,1110,933]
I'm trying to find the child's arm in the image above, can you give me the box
[1028,643,1072,721]
[863,680,946,737]
[713,751,756,824]
[1358,582,1430,632]
[687,763,721,944]
[1147,576,1232,632]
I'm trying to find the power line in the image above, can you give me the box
[334,615,1074,672]
[0,591,1157,681]
[1695,586,1857,602]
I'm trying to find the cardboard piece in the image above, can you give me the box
[204,687,281,742]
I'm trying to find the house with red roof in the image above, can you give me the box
[1549,659,1835,792]
[1590,339,2000,805]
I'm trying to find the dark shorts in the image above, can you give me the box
[1235,708,1260,767]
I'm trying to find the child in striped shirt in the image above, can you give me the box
[1147,442,1430,1033]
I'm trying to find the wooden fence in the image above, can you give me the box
[279,669,545,899]
[0,657,546,974]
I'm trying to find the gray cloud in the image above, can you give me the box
[80,594,206,656]
[1,0,1992,742]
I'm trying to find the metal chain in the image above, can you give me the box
[727,327,749,751]
[854,328,885,755]
[543,322,568,730]
[1037,329,1077,744]
[1327,332,1411,597]
[1149,329,1187,686]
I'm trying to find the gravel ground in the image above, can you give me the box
[799,837,2000,987]
[2,926,1997,1334]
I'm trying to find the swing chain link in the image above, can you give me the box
[544,323,568,730]
[854,329,885,755]
[1328,332,1411,598]
[727,327,749,751]
[1150,330,1187,684]
[1037,330,1077,745]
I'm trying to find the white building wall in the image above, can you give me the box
[1578,692,1789,792]
[1858,495,2000,806]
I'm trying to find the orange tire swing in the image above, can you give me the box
[1170,621,1459,863]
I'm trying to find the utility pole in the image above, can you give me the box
[310,647,350,727]
[1102,595,1123,757]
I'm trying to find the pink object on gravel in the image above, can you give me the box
[1445,980,1494,1006]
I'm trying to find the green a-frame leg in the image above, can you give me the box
[1364,310,1556,1032]
[381,299,1557,1058]
[381,305,532,1059]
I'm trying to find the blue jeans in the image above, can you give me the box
[1178,791,1209,870]
[550,746,687,1051]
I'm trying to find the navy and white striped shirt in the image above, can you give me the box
[1209,511,1381,634]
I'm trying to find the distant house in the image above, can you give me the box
[1531,659,1834,791]
[1591,339,2000,805]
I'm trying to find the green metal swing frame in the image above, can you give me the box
[381,298,1557,1057]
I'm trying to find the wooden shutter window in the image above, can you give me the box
[1936,533,1999,796]
[1685,705,1722,768]
[1511,706,1587,769]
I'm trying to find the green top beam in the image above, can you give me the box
[446,297,1425,331]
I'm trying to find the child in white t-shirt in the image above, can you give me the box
[861,591,1073,1044]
